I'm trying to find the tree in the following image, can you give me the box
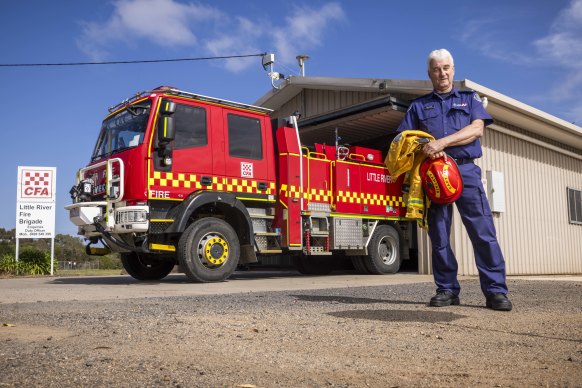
[0,229,121,272]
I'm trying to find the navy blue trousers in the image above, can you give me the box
[427,162,508,297]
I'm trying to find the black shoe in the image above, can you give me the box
[486,293,513,311]
[429,291,460,307]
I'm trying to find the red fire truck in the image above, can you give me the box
[66,86,414,282]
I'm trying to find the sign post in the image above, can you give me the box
[15,166,57,275]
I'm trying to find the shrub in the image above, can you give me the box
[19,248,52,275]
[99,254,123,270]
[0,241,15,257]
[0,254,18,274]
[0,248,52,276]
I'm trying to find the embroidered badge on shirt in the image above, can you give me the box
[452,103,468,108]
[423,105,434,110]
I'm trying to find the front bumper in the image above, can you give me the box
[65,202,149,235]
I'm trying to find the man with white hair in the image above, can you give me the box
[397,49,512,311]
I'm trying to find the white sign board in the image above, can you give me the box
[16,166,57,238]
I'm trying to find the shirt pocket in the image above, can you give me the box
[417,108,440,131]
[449,106,471,130]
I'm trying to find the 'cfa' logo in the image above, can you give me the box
[241,162,253,178]
[21,169,54,198]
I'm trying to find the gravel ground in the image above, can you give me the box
[1,277,581,387]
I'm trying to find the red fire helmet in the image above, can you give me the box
[419,155,463,204]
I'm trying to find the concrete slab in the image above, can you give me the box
[0,271,435,304]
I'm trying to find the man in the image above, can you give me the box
[397,49,512,311]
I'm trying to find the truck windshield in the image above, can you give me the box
[91,101,152,161]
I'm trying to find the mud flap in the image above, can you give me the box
[239,244,258,264]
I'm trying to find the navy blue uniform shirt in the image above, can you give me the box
[397,87,493,159]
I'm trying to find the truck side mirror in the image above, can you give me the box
[157,99,176,143]
[158,116,175,143]
[160,99,176,115]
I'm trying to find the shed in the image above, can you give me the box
[256,76,582,275]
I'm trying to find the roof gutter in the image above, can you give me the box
[463,79,582,137]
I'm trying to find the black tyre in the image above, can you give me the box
[293,255,334,275]
[363,224,401,274]
[120,252,175,281]
[178,218,240,283]
[351,256,370,274]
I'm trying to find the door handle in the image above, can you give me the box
[258,182,268,191]
[200,176,212,186]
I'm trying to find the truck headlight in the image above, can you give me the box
[113,205,149,233]
[116,208,148,223]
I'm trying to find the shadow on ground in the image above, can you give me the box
[328,309,467,323]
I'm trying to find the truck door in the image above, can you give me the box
[219,110,274,198]
[150,99,213,199]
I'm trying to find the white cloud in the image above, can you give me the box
[533,0,582,118]
[459,0,582,123]
[272,3,346,65]
[534,0,582,67]
[77,1,345,74]
[204,17,263,72]
[210,2,346,72]
[458,18,535,66]
[77,0,223,60]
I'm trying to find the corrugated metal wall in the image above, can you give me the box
[418,124,582,275]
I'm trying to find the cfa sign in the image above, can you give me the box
[16,166,57,238]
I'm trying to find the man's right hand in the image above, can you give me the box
[423,139,446,159]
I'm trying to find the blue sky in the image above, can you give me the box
[1,0,581,236]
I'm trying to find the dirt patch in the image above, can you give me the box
[0,324,72,342]
[0,278,581,387]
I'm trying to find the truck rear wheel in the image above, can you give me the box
[351,256,370,274]
[363,224,401,274]
[293,255,334,275]
[178,218,240,283]
[120,252,175,281]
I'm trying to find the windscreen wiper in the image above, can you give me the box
[125,104,150,117]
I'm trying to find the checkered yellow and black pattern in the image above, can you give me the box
[279,184,403,207]
[149,171,276,195]
[279,185,331,201]
[279,184,305,199]
[337,190,404,207]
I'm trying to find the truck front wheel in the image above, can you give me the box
[120,252,175,281]
[363,224,401,274]
[178,218,240,283]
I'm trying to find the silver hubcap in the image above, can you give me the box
[378,235,397,266]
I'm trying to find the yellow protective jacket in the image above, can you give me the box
[384,130,435,226]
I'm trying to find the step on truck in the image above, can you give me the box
[66,86,415,282]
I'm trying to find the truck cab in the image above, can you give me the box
[67,87,277,280]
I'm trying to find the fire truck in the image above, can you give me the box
[66,86,414,282]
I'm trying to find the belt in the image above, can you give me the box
[452,158,474,165]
